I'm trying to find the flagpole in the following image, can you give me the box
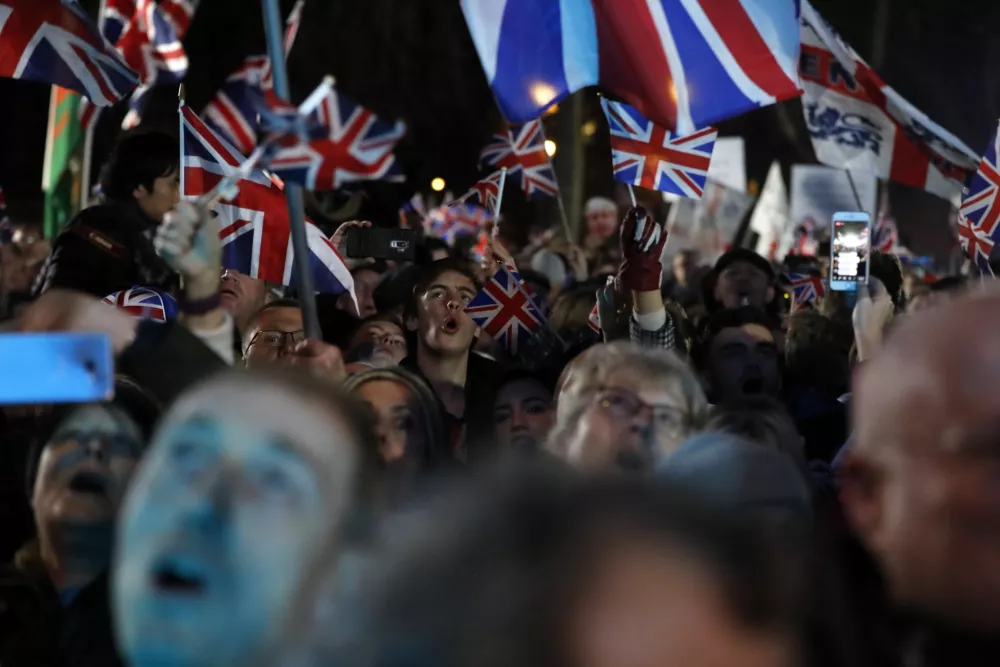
[261,0,320,340]
[627,184,638,207]
[178,85,185,200]
[492,167,507,238]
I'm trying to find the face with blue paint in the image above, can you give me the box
[113,376,359,667]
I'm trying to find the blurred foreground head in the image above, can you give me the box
[843,289,1000,634]
[113,368,378,667]
[549,342,708,473]
[279,465,804,667]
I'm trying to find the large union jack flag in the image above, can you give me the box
[600,98,717,199]
[265,84,406,192]
[959,121,1000,272]
[426,202,491,246]
[787,272,825,313]
[202,0,302,154]
[479,119,558,199]
[180,103,356,301]
[453,170,504,215]
[872,212,898,254]
[102,285,178,322]
[466,263,546,355]
[956,211,995,273]
[0,0,138,105]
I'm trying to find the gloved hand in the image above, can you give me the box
[154,201,221,300]
[618,206,667,292]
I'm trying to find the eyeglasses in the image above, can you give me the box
[248,329,306,350]
[590,386,686,435]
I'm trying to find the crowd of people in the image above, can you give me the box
[0,128,997,667]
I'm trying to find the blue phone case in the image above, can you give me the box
[0,333,114,405]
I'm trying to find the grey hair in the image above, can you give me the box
[547,341,709,454]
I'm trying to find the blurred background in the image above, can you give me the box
[2,0,998,259]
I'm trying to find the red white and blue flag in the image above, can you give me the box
[102,286,178,322]
[479,119,558,199]
[872,212,898,254]
[787,272,824,312]
[460,0,801,135]
[587,301,601,335]
[0,0,139,105]
[600,98,717,199]
[180,103,356,300]
[958,121,1000,272]
[799,0,978,200]
[426,202,491,246]
[454,170,504,214]
[466,263,546,355]
[203,0,303,154]
[264,85,406,192]
[956,211,994,274]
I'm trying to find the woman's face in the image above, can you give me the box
[493,378,554,452]
[355,379,428,466]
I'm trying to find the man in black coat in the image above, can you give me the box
[33,131,180,298]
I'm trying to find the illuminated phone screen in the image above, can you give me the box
[831,219,870,283]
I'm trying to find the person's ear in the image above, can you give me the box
[133,183,150,200]
[838,449,884,545]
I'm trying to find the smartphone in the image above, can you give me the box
[829,211,872,292]
[0,333,114,405]
[345,227,416,261]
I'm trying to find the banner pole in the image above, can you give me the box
[261,0,320,339]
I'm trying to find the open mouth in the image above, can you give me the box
[152,558,207,596]
[68,470,109,496]
[440,316,460,334]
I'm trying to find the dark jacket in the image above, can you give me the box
[0,563,122,667]
[33,201,176,299]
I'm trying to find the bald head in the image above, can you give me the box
[845,290,1000,634]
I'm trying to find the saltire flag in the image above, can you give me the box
[264,85,406,192]
[203,0,303,154]
[872,212,898,254]
[460,0,801,135]
[180,104,356,301]
[466,262,546,355]
[587,301,601,334]
[102,285,178,322]
[478,119,558,199]
[426,202,491,246]
[787,272,824,312]
[600,98,717,198]
[799,1,978,200]
[454,170,504,214]
[958,121,1000,272]
[0,0,139,104]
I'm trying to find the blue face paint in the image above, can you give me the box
[113,383,358,667]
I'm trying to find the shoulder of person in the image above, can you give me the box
[58,205,134,261]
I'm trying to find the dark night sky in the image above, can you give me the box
[2,0,1000,257]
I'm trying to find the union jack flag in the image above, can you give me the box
[600,98,717,199]
[0,1,139,105]
[425,202,490,246]
[466,263,546,355]
[959,121,1000,272]
[265,85,406,192]
[788,273,825,312]
[180,103,356,301]
[478,119,558,199]
[202,0,303,154]
[453,170,504,215]
[956,211,994,273]
[873,213,898,254]
[102,286,178,322]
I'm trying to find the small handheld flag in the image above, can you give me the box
[466,263,546,356]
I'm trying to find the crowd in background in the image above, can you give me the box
[0,129,997,667]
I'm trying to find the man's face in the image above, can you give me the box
[416,270,477,356]
[586,208,619,242]
[560,369,691,473]
[354,379,427,466]
[348,320,407,366]
[493,378,555,453]
[114,380,358,667]
[243,306,305,369]
[339,268,379,318]
[134,167,181,222]
[220,269,269,331]
[707,324,780,403]
[570,538,795,667]
[673,253,697,286]
[713,261,772,310]
[33,405,144,528]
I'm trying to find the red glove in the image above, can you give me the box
[618,206,667,292]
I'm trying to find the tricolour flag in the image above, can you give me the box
[600,98,717,199]
[0,0,139,104]
[478,119,557,199]
[799,0,978,200]
[460,0,801,135]
[41,85,84,238]
[466,262,546,355]
[180,103,356,300]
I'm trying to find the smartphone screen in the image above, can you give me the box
[830,215,870,290]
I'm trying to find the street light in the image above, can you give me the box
[430,177,446,191]
[544,139,557,157]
